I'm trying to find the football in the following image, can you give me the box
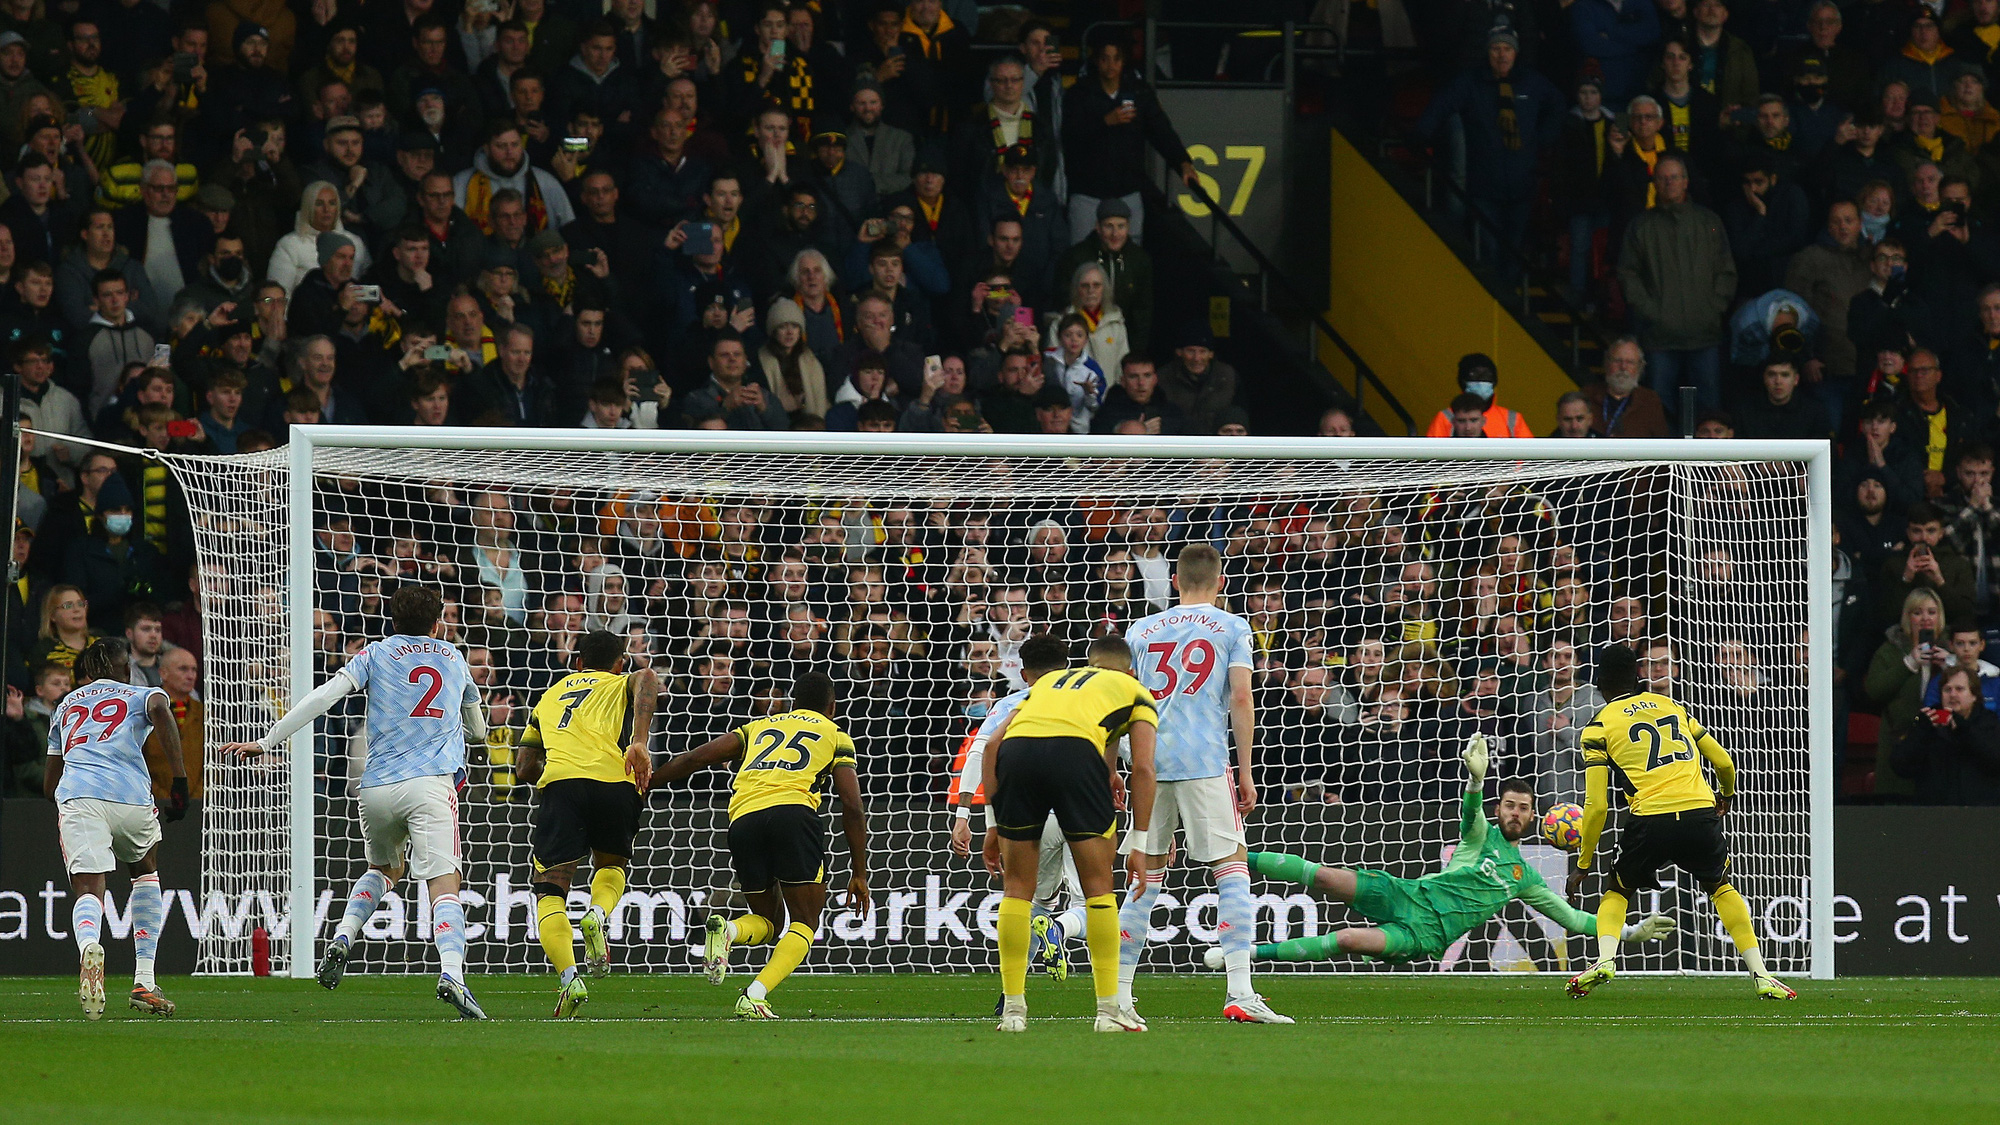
[1541,803,1585,851]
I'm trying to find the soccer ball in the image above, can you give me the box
[1541,804,1585,851]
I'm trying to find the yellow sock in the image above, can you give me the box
[536,895,576,974]
[1712,884,1770,977]
[590,865,626,916]
[750,922,815,999]
[997,896,1031,998]
[1595,889,1627,967]
[1084,893,1119,1002]
[732,914,775,945]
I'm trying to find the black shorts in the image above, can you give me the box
[728,803,826,889]
[991,735,1116,842]
[531,777,643,870]
[1612,808,1730,891]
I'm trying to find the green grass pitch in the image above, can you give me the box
[3,973,1997,1124]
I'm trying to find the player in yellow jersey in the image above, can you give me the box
[514,630,659,1018]
[1564,644,1796,1000]
[655,671,871,1019]
[980,634,1158,1034]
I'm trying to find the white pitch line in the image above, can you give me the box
[0,1013,1991,1026]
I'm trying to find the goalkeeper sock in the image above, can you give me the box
[1256,933,1340,962]
[589,865,626,917]
[432,893,467,978]
[71,891,102,954]
[1595,889,1628,967]
[1214,861,1256,998]
[748,923,815,1000]
[536,895,576,974]
[336,870,390,943]
[130,873,163,989]
[1249,851,1320,889]
[730,915,775,945]
[1712,884,1769,978]
[1115,869,1163,1006]
[1084,893,1119,1002]
[997,895,1032,1000]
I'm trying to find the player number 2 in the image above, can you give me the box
[408,666,446,719]
[747,728,818,771]
[1144,639,1217,700]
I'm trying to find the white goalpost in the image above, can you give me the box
[155,428,1833,981]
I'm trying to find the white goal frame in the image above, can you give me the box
[266,427,1833,981]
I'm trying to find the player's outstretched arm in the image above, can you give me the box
[1457,734,1490,848]
[624,667,661,792]
[833,763,870,912]
[1520,878,1676,942]
[218,669,360,759]
[147,692,189,822]
[654,731,744,786]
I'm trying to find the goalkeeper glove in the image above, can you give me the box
[164,777,189,822]
[1460,734,1488,783]
[1620,914,1676,943]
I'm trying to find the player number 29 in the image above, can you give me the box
[1144,639,1217,700]
[60,697,130,753]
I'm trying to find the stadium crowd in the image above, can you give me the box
[1407,0,2000,802]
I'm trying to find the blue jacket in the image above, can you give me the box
[1417,65,1565,202]
[1569,0,1662,103]
[1923,663,2000,713]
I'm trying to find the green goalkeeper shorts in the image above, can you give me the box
[1350,870,1451,963]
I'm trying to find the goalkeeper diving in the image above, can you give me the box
[1208,735,1673,968]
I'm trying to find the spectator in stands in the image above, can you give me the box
[1091,354,1182,435]
[1897,349,1964,499]
[1922,621,2000,712]
[1737,354,1833,439]
[1839,401,1926,512]
[151,645,201,802]
[1570,0,1661,104]
[1849,238,1941,357]
[27,584,95,672]
[1881,501,1977,631]
[1051,261,1128,379]
[758,299,830,421]
[62,473,162,632]
[1552,391,1597,437]
[1882,13,1975,106]
[1417,28,1562,263]
[845,81,912,198]
[1583,336,1670,437]
[1158,326,1236,437]
[682,331,787,430]
[1425,352,1534,438]
[1942,444,2000,586]
[1722,154,1812,300]
[1891,663,2000,804]
[1560,75,1615,308]
[1318,407,1356,437]
[1052,196,1150,356]
[1785,201,1871,415]
[1617,154,1735,419]
[1059,36,1194,245]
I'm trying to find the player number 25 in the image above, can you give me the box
[1144,639,1217,700]
[747,728,819,772]
[1631,715,1694,772]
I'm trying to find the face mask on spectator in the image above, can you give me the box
[105,513,134,536]
[1463,380,1495,401]
[1860,212,1890,241]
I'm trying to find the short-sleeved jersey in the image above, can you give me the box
[728,708,858,821]
[1126,604,1255,780]
[51,680,164,806]
[1580,691,1733,815]
[344,635,478,788]
[527,670,636,787]
[1005,666,1159,757]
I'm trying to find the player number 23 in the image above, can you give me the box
[1631,715,1694,771]
[747,728,819,772]
[1145,639,1217,700]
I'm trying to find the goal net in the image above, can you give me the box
[160,430,1831,979]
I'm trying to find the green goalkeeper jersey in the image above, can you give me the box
[1418,788,1599,942]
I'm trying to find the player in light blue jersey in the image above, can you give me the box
[45,638,187,1019]
[951,636,1089,981]
[1119,544,1289,1024]
[222,586,490,1020]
